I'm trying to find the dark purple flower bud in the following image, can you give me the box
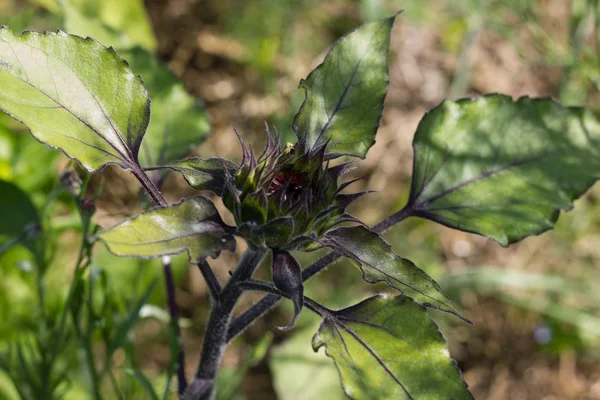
[272,249,304,331]
[60,169,82,197]
[80,197,96,216]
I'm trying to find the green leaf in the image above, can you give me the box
[62,0,157,51]
[154,157,236,195]
[323,226,468,323]
[0,180,39,241]
[406,95,600,246]
[97,196,236,262]
[0,28,150,172]
[292,14,397,159]
[312,294,472,400]
[119,48,211,167]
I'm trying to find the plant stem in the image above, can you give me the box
[371,205,415,234]
[196,259,222,303]
[82,332,103,400]
[234,280,329,320]
[226,252,341,341]
[184,248,266,400]
[130,165,168,208]
[162,256,188,396]
[226,205,415,341]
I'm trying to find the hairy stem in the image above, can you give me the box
[196,259,222,303]
[226,205,415,340]
[130,165,168,207]
[234,280,332,322]
[185,248,266,400]
[371,205,415,234]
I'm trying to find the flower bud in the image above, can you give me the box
[60,169,82,197]
[223,127,368,250]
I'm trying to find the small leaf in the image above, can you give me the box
[0,28,150,172]
[323,226,469,322]
[312,294,472,400]
[292,14,398,159]
[407,94,600,246]
[154,157,236,195]
[120,48,211,167]
[98,196,235,262]
[272,250,304,331]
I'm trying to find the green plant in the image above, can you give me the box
[2,11,600,400]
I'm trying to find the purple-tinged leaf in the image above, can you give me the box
[322,226,470,323]
[150,157,236,195]
[292,15,398,159]
[334,191,374,210]
[312,294,472,399]
[327,162,356,179]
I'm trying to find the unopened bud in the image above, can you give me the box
[80,197,96,216]
[60,169,82,197]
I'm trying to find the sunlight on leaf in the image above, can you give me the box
[292,14,397,159]
[312,294,472,400]
[98,196,235,262]
[323,226,469,323]
[0,28,150,171]
[407,94,600,246]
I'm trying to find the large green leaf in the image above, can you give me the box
[322,226,468,322]
[0,28,149,172]
[292,14,397,159]
[60,0,209,167]
[406,95,600,246]
[120,48,211,167]
[312,294,472,400]
[62,0,157,51]
[97,196,235,261]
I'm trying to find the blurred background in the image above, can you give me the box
[1,0,600,399]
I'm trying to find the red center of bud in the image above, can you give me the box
[267,171,308,203]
